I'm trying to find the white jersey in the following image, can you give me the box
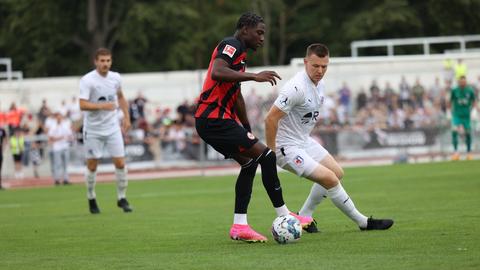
[273,70,326,147]
[79,70,121,136]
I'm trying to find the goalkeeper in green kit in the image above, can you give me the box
[449,75,476,160]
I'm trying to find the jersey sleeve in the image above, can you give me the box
[215,39,243,66]
[274,84,304,114]
[78,77,90,100]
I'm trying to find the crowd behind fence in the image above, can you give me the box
[1,69,479,180]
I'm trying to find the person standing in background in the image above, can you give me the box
[48,111,73,185]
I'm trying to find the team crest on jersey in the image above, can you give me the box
[222,45,237,58]
[247,132,255,140]
[293,155,304,167]
[279,95,289,107]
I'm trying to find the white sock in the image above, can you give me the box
[327,183,368,228]
[85,169,97,199]
[274,204,290,217]
[115,167,128,200]
[299,183,328,217]
[233,214,248,225]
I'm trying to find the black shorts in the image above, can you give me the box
[13,153,23,162]
[195,118,258,158]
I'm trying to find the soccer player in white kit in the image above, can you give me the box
[265,44,394,231]
[79,48,132,214]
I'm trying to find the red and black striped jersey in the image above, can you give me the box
[195,37,247,120]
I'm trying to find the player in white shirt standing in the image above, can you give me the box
[265,44,394,232]
[79,48,132,214]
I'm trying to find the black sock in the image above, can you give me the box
[256,148,285,208]
[234,160,258,214]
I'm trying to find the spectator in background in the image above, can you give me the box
[454,59,467,81]
[48,111,73,185]
[442,58,454,85]
[68,96,83,130]
[383,81,396,111]
[399,76,411,108]
[9,127,24,179]
[37,99,51,124]
[411,78,426,108]
[133,91,148,118]
[6,102,24,135]
[369,80,382,105]
[176,99,190,124]
[0,125,7,189]
[429,77,442,102]
[166,120,186,156]
[338,82,351,118]
[129,100,141,128]
[387,101,406,129]
[356,87,368,111]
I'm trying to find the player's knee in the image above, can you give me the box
[255,148,276,165]
[336,167,344,180]
[241,159,258,173]
[114,159,125,169]
[324,170,339,187]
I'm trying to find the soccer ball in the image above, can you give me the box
[271,214,302,244]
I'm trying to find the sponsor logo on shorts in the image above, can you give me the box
[293,155,304,167]
[222,45,236,58]
[247,132,255,140]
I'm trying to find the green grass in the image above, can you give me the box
[1,161,479,270]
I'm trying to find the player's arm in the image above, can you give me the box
[211,58,281,86]
[117,88,131,132]
[265,105,287,151]
[79,99,116,111]
[235,91,251,132]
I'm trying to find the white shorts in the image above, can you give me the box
[84,129,125,159]
[276,137,329,177]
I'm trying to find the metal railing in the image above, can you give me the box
[351,35,480,57]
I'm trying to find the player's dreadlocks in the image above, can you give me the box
[236,12,264,30]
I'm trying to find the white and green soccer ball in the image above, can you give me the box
[271,214,302,244]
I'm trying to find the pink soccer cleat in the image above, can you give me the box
[289,212,314,228]
[229,224,267,243]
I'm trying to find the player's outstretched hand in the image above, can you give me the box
[101,102,117,111]
[254,71,282,85]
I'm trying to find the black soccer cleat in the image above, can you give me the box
[303,218,320,233]
[360,216,394,231]
[117,198,133,213]
[89,198,100,214]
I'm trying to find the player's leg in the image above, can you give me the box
[61,149,70,184]
[463,120,473,160]
[228,155,266,242]
[451,117,461,160]
[231,155,258,224]
[297,140,334,218]
[306,157,393,230]
[84,132,104,214]
[86,158,100,214]
[52,150,62,185]
[108,130,132,213]
[238,142,313,227]
[0,150,3,189]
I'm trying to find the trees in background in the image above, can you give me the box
[0,0,479,77]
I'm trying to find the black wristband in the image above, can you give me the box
[243,124,251,133]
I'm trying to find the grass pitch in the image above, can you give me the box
[1,161,479,270]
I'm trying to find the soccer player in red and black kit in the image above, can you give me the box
[195,12,313,243]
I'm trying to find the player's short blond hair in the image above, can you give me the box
[306,43,329,58]
[95,48,112,59]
